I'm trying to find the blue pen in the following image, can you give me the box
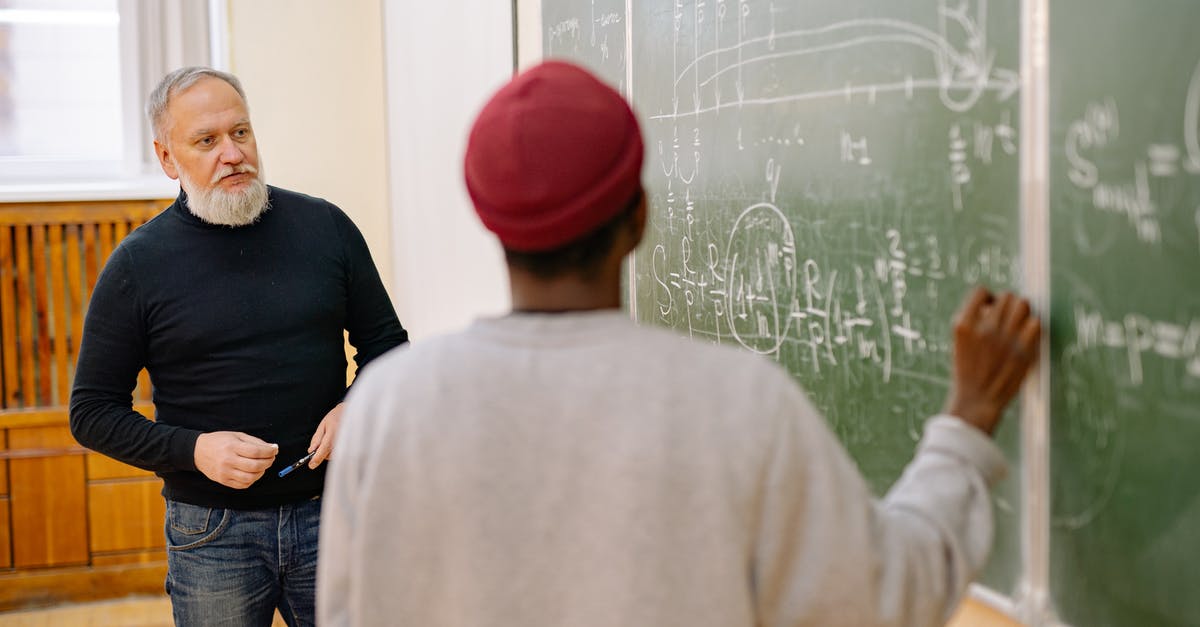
[278,451,316,478]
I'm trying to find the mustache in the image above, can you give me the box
[211,163,259,184]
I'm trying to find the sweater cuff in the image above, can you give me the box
[170,428,203,473]
[919,415,1008,486]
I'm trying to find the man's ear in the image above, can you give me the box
[154,139,179,180]
[628,188,647,250]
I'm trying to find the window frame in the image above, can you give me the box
[0,0,227,200]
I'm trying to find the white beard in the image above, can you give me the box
[179,161,270,227]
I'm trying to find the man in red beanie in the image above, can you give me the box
[317,60,1041,626]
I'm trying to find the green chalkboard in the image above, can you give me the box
[1049,1,1200,625]
[542,0,627,94]
[544,0,1024,595]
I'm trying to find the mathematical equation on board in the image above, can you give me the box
[646,0,1018,117]
[1060,58,1200,390]
[639,0,1019,393]
[1073,307,1200,386]
[1064,60,1200,249]
[1052,288,1200,530]
[1049,57,1200,533]
[647,193,1017,387]
[545,1,626,92]
[643,0,1019,199]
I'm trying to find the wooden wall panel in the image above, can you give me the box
[14,226,33,407]
[82,223,98,297]
[0,496,10,569]
[0,228,17,409]
[0,198,170,604]
[113,220,129,243]
[0,561,167,612]
[0,430,8,495]
[9,426,88,568]
[30,226,51,407]
[91,548,166,567]
[0,430,7,569]
[48,224,70,406]
[87,480,165,553]
[86,453,154,481]
[65,224,84,367]
[97,223,113,270]
[136,368,153,404]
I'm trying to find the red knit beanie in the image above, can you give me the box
[463,60,644,252]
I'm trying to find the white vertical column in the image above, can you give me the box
[625,0,638,320]
[1019,0,1053,623]
[516,0,543,69]
[117,0,144,177]
[382,0,513,340]
[207,0,229,71]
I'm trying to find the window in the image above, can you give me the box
[0,0,122,177]
[0,0,220,185]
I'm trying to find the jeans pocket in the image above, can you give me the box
[165,500,230,551]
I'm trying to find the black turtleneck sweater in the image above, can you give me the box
[70,186,409,509]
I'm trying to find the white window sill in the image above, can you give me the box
[0,175,179,203]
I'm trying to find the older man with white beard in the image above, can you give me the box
[69,67,409,627]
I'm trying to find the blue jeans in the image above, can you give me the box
[164,497,321,627]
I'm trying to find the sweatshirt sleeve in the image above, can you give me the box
[332,207,409,377]
[69,246,202,472]
[753,374,1005,627]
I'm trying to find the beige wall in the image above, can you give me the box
[223,0,392,287]
[223,0,513,341]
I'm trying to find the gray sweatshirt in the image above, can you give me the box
[318,311,1006,626]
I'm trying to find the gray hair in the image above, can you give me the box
[146,66,248,142]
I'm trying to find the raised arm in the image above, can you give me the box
[754,287,1040,627]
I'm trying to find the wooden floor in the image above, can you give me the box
[0,595,1018,626]
[0,597,286,627]
[950,598,1025,627]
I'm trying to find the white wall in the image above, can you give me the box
[381,0,514,339]
[223,0,515,340]
[224,0,393,287]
